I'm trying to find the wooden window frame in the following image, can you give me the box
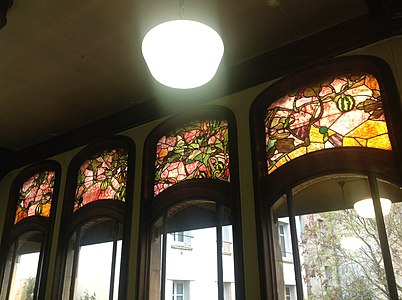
[137,105,245,300]
[250,56,402,299]
[52,136,135,299]
[0,160,61,299]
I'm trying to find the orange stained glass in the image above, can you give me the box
[15,171,55,224]
[265,74,391,174]
[154,120,230,196]
[74,148,128,211]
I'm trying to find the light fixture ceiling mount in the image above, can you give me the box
[141,0,224,89]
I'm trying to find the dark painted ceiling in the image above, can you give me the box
[0,0,402,174]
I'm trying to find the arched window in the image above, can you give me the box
[139,106,244,300]
[0,161,61,299]
[56,137,134,300]
[250,56,402,299]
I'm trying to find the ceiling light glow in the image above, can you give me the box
[353,198,392,218]
[142,20,224,89]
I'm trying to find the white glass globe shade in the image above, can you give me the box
[353,198,392,218]
[142,20,224,89]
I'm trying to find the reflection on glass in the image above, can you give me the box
[1,231,42,300]
[63,219,123,300]
[378,179,402,299]
[149,218,163,300]
[272,195,298,300]
[149,201,236,300]
[291,175,389,299]
[74,241,122,300]
[165,227,218,299]
[298,208,387,299]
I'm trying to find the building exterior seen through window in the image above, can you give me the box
[149,201,236,300]
[272,175,402,299]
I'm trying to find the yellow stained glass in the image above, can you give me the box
[265,73,392,174]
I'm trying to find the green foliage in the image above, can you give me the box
[80,290,96,300]
[300,207,402,299]
[20,276,36,300]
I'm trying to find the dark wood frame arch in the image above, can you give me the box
[250,56,402,299]
[53,135,135,300]
[0,160,61,300]
[137,105,245,300]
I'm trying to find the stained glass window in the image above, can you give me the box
[74,148,128,211]
[14,171,55,224]
[265,73,391,173]
[154,120,230,196]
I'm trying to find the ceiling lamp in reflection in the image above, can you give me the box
[340,237,363,250]
[142,19,224,89]
[353,198,392,218]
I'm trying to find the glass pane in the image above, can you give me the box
[165,201,219,300]
[74,148,128,211]
[154,120,230,196]
[221,206,236,300]
[378,179,402,298]
[292,175,389,299]
[264,74,391,173]
[63,218,123,300]
[1,231,43,300]
[149,217,163,300]
[15,171,55,223]
[272,194,297,300]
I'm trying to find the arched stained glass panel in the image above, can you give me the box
[154,120,230,196]
[265,73,391,173]
[74,148,128,211]
[15,171,55,224]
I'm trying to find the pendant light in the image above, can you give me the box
[353,198,392,218]
[141,0,224,89]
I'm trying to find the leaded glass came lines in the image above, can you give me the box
[154,120,230,196]
[74,148,128,211]
[265,74,391,173]
[15,171,55,224]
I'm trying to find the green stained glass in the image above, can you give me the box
[154,120,230,196]
[265,74,391,174]
[15,171,55,224]
[74,148,128,211]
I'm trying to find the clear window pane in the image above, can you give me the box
[291,175,389,299]
[1,231,43,300]
[272,194,296,300]
[149,217,163,300]
[63,218,123,300]
[149,201,235,300]
[378,179,402,298]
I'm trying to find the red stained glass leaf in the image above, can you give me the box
[265,74,391,174]
[154,120,230,196]
[15,171,55,224]
[74,148,128,212]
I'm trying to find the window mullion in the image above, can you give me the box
[286,189,304,299]
[69,227,82,300]
[368,175,399,299]
[160,212,168,300]
[5,240,18,300]
[109,220,119,300]
[33,235,46,299]
[216,204,224,300]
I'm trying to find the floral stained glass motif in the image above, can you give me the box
[155,120,230,196]
[15,171,55,224]
[74,148,128,212]
[265,74,391,173]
